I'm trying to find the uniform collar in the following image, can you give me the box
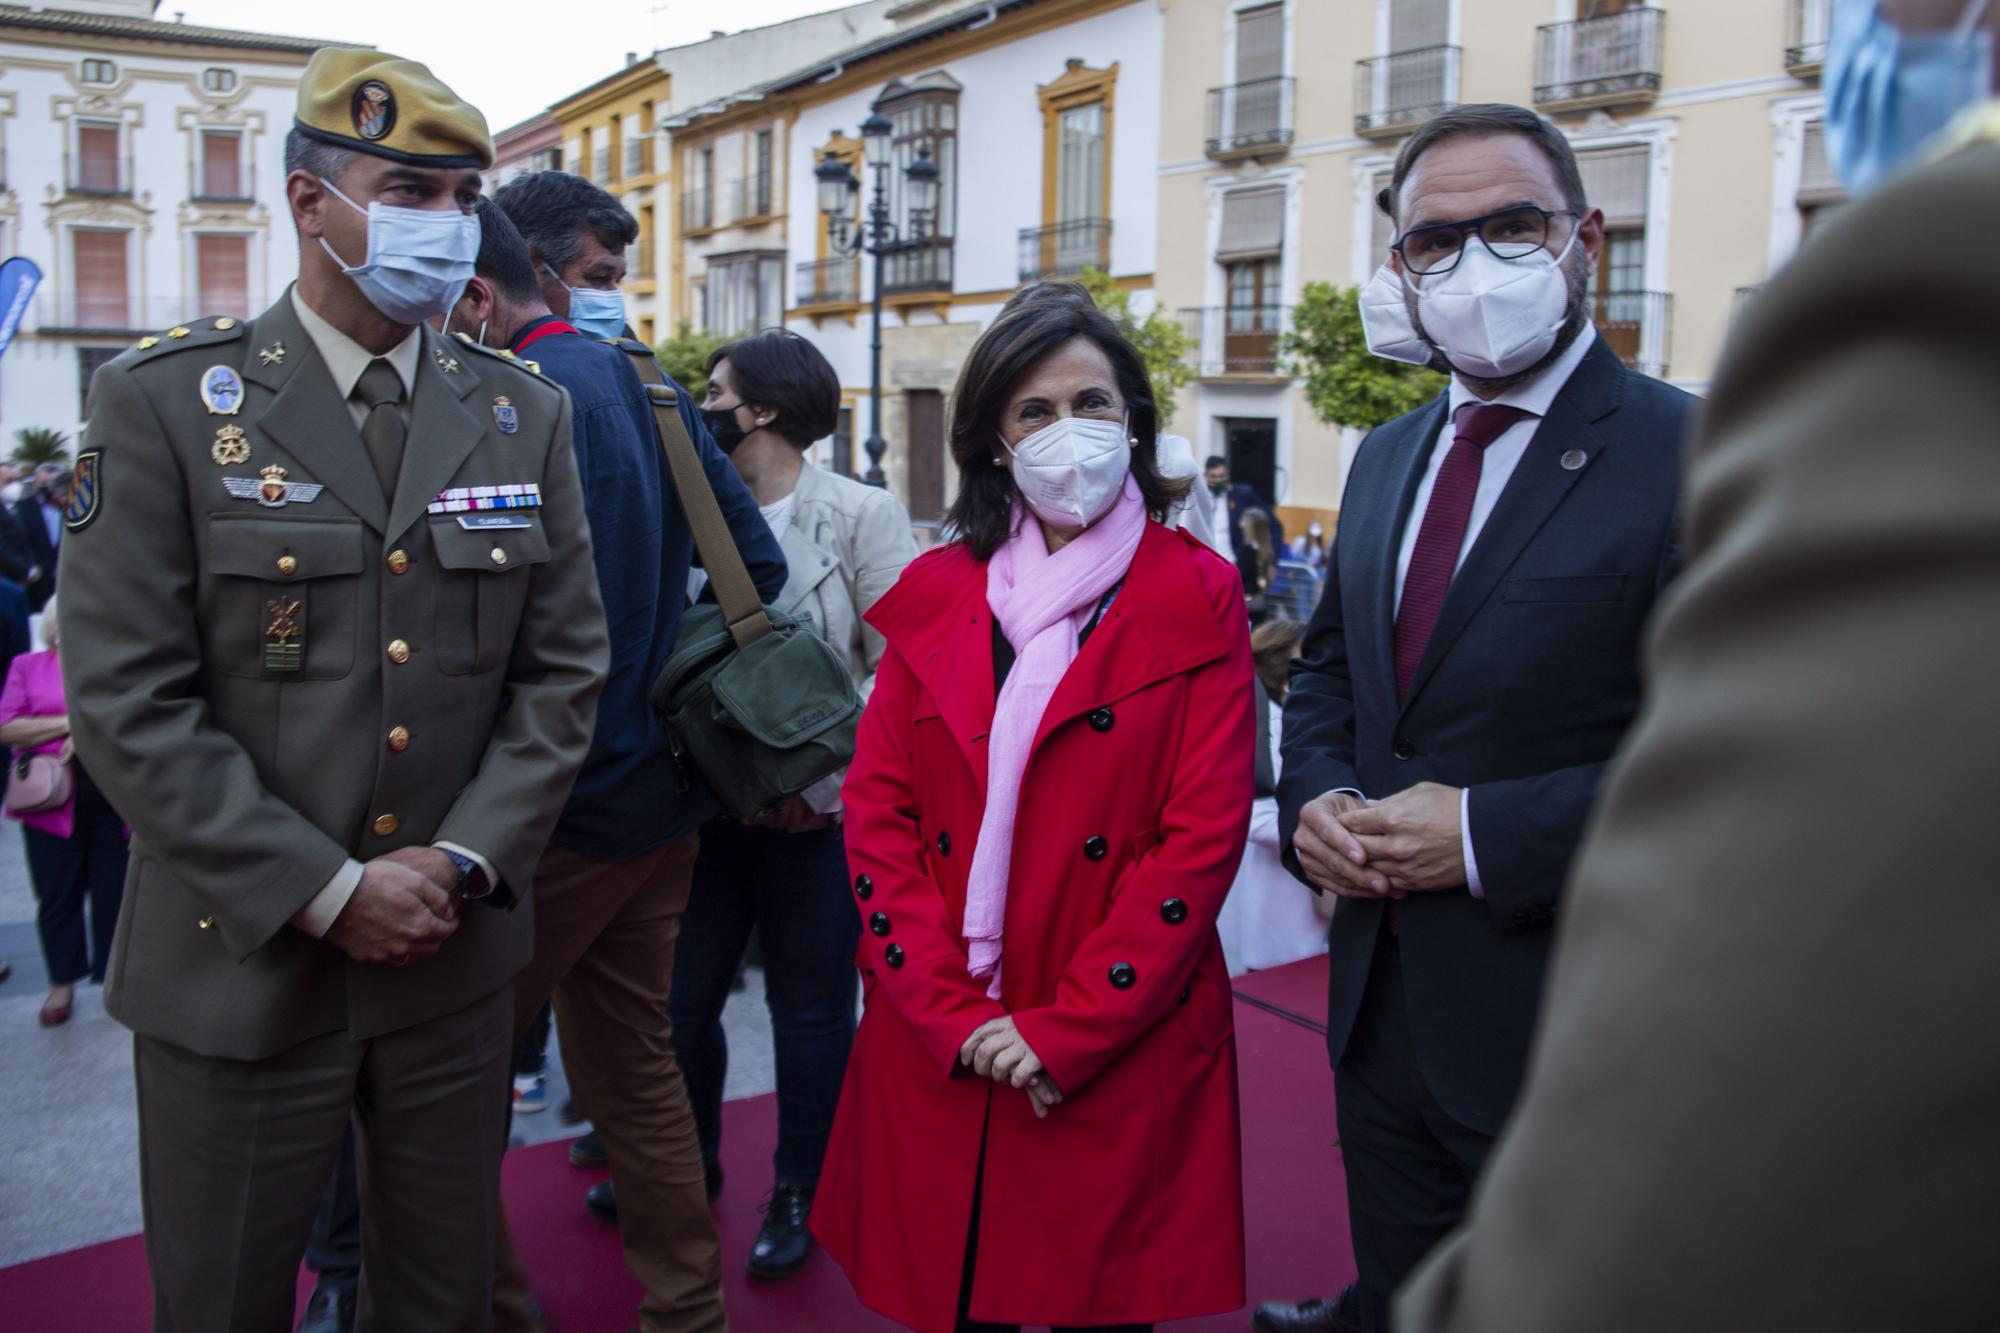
[289,287,422,404]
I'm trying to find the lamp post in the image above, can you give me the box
[816,109,939,489]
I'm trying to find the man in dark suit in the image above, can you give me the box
[1203,454,1286,557]
[13,462,65,611]
[1253,104,1695,1333]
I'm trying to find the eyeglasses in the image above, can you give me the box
[1393,205,1578,276]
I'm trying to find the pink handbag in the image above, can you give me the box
[7,751,73,815]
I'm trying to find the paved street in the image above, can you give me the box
[0,830,781,1267]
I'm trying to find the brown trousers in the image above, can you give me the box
[135,986,513,1333]
[491,835,727,1333]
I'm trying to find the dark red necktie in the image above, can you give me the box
[1393,403,1528,702]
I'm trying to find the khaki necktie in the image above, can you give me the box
[352,358,408,500]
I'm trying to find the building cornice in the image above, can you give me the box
[550,60,668,122]
[0,5,347,57]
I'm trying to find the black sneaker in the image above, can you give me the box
[745,1183,815,1280]
[296,1275,357,1333]
[568,1129,607,1168]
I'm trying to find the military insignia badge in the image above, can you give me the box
[201,364,244,415]
[65,449,103,532]
[211,424,251,466]
[225,464,323,508]
[353,80,395,142]
[264,598,303,673]
[168,327,191,339]
[136,336,159,351]
[258,343,285,367]
[492,396,519,435]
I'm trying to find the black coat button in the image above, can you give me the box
[869,912,891,937]
[854,875,874,901]
[1160,898,1188,925]
[1393,740,1416,761]
[1083,835,1108,861]
[884,943,905,969]
[936,830,951,856]
[1108,962,1137,989]
[1088,707,1115,733]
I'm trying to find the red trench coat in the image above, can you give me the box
[814,520,1253,1333]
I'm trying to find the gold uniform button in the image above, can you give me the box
[386,549,410,575]
[214,318,236,331]
[372,813,400,837]
[276,555,298,576]
[388,726,411,752]
[490,546,508,567]
[198,916,216,930]
[386,639,410,664]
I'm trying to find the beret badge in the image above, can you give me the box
[353,81,395,141]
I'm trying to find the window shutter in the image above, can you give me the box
[72,228,128,326]
[1369,168,1397,265]
[1798,123,1845,206]
[1217,188,1285,260]
[197,235,251,319]
[1577,145,1649,228]
[201,132,239,198]
[78,124,119,192]
[1235,4,1284,84]
[1389,0,1448,51]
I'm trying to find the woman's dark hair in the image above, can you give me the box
[944,281,1189,560]
[704,330,840,449]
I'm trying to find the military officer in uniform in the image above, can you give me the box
[60,50,608,1333]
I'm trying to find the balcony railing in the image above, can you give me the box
[733,172,775,221]
[1355,46,1460,138]
[796,256,861,307]
[879,241,953,296]
[1017,219,1111,283]
[680,187,714,233]
[1179,304,1292,376]
[34,293,194,335]
[593,147,611,184]
[1535,8,1664,110]
[1787,0,1832,74]
[625,138,654,179]
[1206,76,1295,159]
[1595,289,1672,379]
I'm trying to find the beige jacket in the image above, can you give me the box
[774,461,917,700]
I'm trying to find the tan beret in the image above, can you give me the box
[295,48,493,170]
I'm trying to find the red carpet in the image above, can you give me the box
[0,958,1352,1331]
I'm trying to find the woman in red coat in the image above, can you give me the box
[813,284,1255,1333]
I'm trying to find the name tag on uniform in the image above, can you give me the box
[457,514,534,530]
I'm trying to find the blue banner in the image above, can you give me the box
[0,256,43,365]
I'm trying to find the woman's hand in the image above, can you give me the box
[960,1016,1065,1118]
[57,736,74,764]
[749,795,831,833]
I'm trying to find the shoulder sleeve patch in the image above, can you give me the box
[65,449,103,532]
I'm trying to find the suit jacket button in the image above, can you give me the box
[936,830,951,856]
[386,549,411,575]
[884,943,905,969]
[1108,962,1136,989]
[869,912,891,937]
[1089,707,1114,732]
[372,813,399,837]
[276,555,298,576]
[1083,834,1108,861]
[1393,740,1416,761]
[386,639,411,664]
[854,874,874,900]
[1160,897,1188,925]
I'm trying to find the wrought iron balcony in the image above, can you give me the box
[796,256,861,307]
[1535,8,1664,111]
[1179,304,1293,377]
[1595,289,1672,379]
[1355,46,1460,139]
[1206,77,1295,159]
[625,138,654,179]
[879,241,953,296]
[35,294,197,336]
[680,187,714,233]
[1017,219,1111,283]
[1787,0,1832,74]
[733,172,775,222]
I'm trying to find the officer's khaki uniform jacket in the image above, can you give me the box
[63,290,608,1062]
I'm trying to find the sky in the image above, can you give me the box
[176,0,851,133]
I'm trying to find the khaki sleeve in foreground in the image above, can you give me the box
[1398,142,2000,1333]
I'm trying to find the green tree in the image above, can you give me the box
[11,427,70,467]
[653,321,733,401]
[1077,268,1193,428]
[1280,280,1445,432]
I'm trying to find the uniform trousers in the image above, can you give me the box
[134,984,513,1333]
[491,834,726,1333]
[23,763,127,986]
[1333,933,1495,1332]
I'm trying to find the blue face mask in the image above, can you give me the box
[544,263,628,341]
[1825,0,1993,194]
[318,177,479,326]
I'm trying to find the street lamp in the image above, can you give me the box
[820,106,939,489]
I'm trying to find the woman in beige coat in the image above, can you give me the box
[668,330,919,1281]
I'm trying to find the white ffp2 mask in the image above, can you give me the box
[1411,226,1580,380]
[1358,263,1434,367]
[1001,415,1133,529]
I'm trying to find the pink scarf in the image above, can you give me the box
[964,477,1148,998]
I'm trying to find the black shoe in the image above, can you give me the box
[559,1099,586,1126]
[745,1183,815,1280]
[706,1157,725,1204]
[1251,1290,1364,1333]
[568,1129,607,1168]
[296,1275,357,1333]
[585,1178,617,1223]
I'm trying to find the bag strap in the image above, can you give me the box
[614,342,772,651]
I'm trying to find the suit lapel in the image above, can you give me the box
[385,327,488,543]
[1349,397,1447,711]
[242,295,389,535]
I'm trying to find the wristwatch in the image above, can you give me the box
[439,847,492,901]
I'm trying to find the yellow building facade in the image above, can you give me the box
[549,59,670,346]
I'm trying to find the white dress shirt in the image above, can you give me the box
[1389,326,1599,898]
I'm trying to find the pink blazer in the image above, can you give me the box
[0,650,74,838]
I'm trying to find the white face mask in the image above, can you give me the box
[1000,414,1134,530]
[1410,225,1580,381]
[317,177,479,327]
[1358,262,1434,367]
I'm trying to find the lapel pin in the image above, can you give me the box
[225,464,323,508]
[1560,449,1588,471]
[211,424,251,466]
[200,364,244,416]
[435,352,460,375]
[492,396,518,435]
[258,342,285,367]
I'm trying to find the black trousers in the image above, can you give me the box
[24,764,127,986]
[1334,933,1496,1333]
